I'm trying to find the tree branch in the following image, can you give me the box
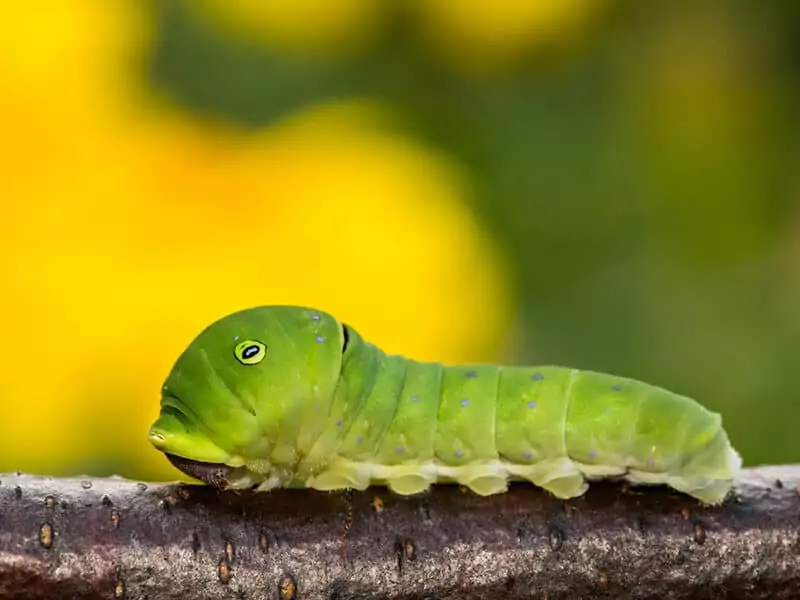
[1,466,799,599]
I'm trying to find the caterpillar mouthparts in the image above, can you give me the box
[165,453,234,488]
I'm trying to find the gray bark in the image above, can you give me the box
[1,466,799,600]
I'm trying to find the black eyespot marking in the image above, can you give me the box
[242,345,260,359]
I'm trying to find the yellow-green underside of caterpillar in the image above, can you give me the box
[226,443,740,505]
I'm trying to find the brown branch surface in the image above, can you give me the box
[1,466,799,600]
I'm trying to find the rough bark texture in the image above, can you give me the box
[1,466,799,600]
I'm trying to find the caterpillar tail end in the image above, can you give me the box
[670,441,743,505]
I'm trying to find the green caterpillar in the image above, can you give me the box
[148,305,741,504]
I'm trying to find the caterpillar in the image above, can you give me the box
[148,305,742,504]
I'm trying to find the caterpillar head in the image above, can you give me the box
[148,306,345,487]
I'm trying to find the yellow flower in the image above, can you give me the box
[413,0,610,73]
[0,0,151,126]
[3,101,514,481]
[1,6,514,481]
[0,2,513,481]
[190,0,388,54]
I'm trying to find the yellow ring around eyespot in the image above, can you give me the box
[233,340,267,365]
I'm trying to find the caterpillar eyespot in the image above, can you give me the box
[234,340,266,365]
[149,305,742,505]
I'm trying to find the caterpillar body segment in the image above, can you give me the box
[149,306,742,504]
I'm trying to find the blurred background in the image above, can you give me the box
[2,0,798,483]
